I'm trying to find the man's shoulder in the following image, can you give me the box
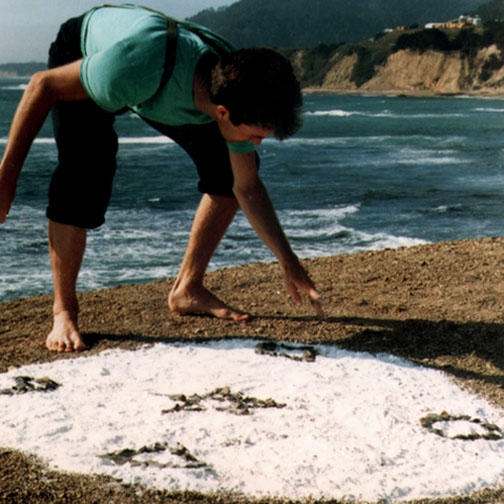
[80,6,169,113]
[83,5,168,48]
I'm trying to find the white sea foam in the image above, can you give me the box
[277,206,427,257]
[305,109,358,117]
[34,138,55,144]
[2,92,500,303]
[279,136,394,147]
[278,135,468,150]
[1,133,470,152]
[0,271,52,300]
[474,107,504,113]
[396,156,470,166]
[0,203,427,300]
[0,83,27,91]
[1,341,503,501]
[0,137,176,145]
[395,113,465,119]
[119,136,175,144]
[425,204,463,214]
[304,109,465,119]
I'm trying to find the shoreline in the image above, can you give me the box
[302,86,504,98]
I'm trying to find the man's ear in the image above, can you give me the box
[215,105,230,120]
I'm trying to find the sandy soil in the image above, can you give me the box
[1,237,504,504]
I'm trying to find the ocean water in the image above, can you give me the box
[1,77,504,302]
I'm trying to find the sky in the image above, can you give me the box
[0,0,236,64]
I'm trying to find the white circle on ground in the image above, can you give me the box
[0,339,503,501]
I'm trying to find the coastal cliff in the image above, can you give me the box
[285,26,504,96]
[315,45,504,95]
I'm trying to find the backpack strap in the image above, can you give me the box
[137,5,235,55]
[157,19,178,94]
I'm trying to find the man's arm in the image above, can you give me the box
[230,150,325,318]
[0,59,87,223]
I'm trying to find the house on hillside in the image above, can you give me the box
[425,14,482,29]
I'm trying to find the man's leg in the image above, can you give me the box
[46,220,87,352]
[168,193,249,321]
[43,15,116,352]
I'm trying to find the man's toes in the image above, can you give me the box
[58,341,69,352]
[72,339,87,351]
[63,337,86,352]
[232,312,249,322]
[46,337,59,352]
[46,334,86,352]
[215,308,249,321]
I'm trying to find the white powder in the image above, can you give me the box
[0,339,503,501]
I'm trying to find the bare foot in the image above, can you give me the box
[46,311,87,352]
[168,283,249,321]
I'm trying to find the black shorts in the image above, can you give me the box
[46,14,256,229]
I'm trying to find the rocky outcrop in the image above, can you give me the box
[360,49,468,93]
[321,53,359,90]
[306,45,504,95]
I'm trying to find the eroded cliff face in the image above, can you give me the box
[320,53,359,90]
[312,45,504,95]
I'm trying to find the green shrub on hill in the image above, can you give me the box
[452,29,486,56]
[393,23,504,55]
[482,21,504,51]
[480,53,504,80]
[0,62,46,76]
[189,0,484,49]
[478,0,504,22]
[283,18,504,89]
[393,28,452,52]
[349,46,390,87]
[300,43,343,85]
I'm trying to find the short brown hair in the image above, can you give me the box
[210,47,303,140]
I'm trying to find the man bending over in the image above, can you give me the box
[0,5,324,352]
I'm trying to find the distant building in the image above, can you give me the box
[381,26,408,34]
[425,14,482,29]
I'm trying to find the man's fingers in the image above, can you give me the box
[0,200,12,223]
[310,298,326,319]
[308,288,326,319]
[288,284,302,306]
[288,282,326,318]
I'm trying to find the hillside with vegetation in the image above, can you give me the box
[478,0,504,21]
[279,20,504,95]
[4,1,504,95]
[189,0,485,48]
[0,62,46,77]
[187,0,504,95]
